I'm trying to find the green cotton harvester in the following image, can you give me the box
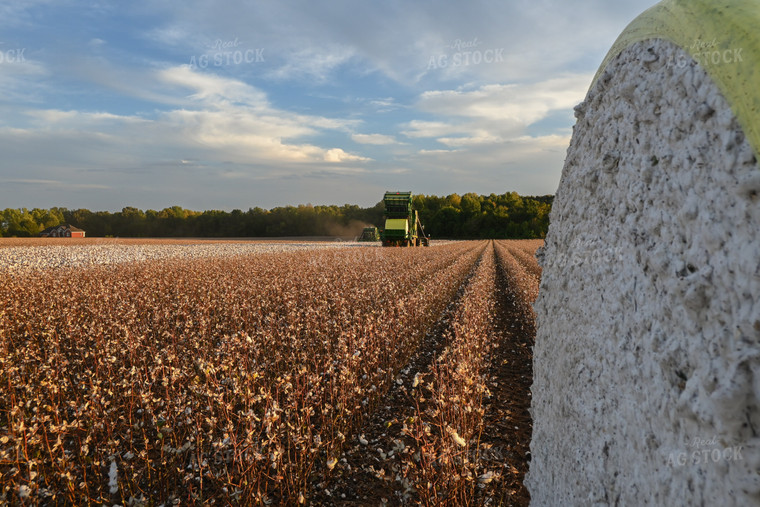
[358,226,380,242]
[381,191,430,247]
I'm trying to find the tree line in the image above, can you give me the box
[0,192,552,239]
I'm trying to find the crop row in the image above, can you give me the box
[494,241,541,306]
[402,241,498,505]
[385,240,541,506]
[0,242,482,504]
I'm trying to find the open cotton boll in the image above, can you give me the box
[108,460,118,494]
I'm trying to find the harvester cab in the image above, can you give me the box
[381,191,430,247]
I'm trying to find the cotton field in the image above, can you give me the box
[0,239,539,505]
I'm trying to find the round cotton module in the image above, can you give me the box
[528,1,760,505]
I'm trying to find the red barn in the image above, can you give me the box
[39,224,86,238]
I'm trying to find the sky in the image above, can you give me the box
[0,0,658,211]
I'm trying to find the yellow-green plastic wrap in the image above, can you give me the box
[592,0,760,157]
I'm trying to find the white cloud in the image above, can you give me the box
[158,65,269,107]
[149,67,367,164]
[406,134,570,197]
[27,109,148,126]
[324,148,370,163]
[401,120,462,139]
[418,148,462,155]
[0,57,48,106]
[266,46,356,83]
[146,24,195,48]
[368,97,401,112]
[437,134,502,147]
[19,65,367,166]
[0,63,376,211]
[351,133,398,145]
[417,75,591,124]
[402,120,513,146]
[400,75,589,154]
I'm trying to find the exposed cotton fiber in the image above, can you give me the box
[528,39,760,506]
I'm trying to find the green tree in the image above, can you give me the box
[430,206,461,238]
[444,193,462,209]
[1,208,40,237]
[0,191,553,239]
[460,193,482,217]
[116,207,146,237]
[31,208,65,230]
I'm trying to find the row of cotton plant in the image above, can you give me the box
[401,242,499,505]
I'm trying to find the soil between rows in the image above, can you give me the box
[478,246,535,506]
[312,241,536,506]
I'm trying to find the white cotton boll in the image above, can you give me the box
[108,460,119,494]
[0,242,369,272]
[446,426,466,448]
[479,471,497,484]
